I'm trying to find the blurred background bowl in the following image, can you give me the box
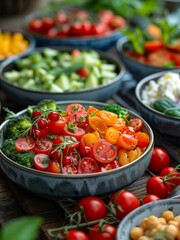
[0,100,154,199]
[0,29,35,64]
[0,46,125,105]
[23,10,125,50]
[116,198,180,240]
[135,70,180,146]
[116,37,179,81]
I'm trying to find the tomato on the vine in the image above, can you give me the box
[160,166,180,189]
[141,194,161,204]
[88,223,116,240]
[109,190,140,220]
[63,229,89,240]
[146,176,172,199]
[148,147,170,173]
[75,196,107,222]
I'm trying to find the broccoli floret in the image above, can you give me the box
[16,151,35,168]
[5,116,32,139]
[37,99,58,111]
[1,139,17,160]
[103,103,129,119]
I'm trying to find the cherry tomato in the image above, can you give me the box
[75,196,107,221]
[15,137,35,152]
[88,116,108,135]
[129,118,143,132]
[105,127,119,144]
[32,127,49,139]
[80,133,98,148]
[117,133,138,150]
[47,160,61,173]
[109,190,140,220]
[97,110,118,126]
[88,223,116,240]
[136,132,150,148]
[146,176,172,199]
[48,111,60,122]
[48,117,67,134]
[160,167,180,189]
[33,139,53,154]
[55,11,69,24]
[37,118,48,129]
[66,103,86,124]
[78,144,94,158]
[148,147,170,173]
[141,194,161,204]
[41,17,55,33]
[34,154,49,171]
[63,124,85,141]
[76,68,89,78]
[78,157,99,174]
[99,10,114,24]
[62,154,79,174]
[93,140,117,164]
[109,16,125,30]
[32,109,41,119]
[64,229,89,240]
[144,40,164,52]
[28,19,43,33]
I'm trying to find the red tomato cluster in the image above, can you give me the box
[15,103,150,174]
[28,9,125,38]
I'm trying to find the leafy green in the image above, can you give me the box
[103,103,129,122]
[0,216,43,240]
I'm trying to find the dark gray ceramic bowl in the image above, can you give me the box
[135,69,180,146]
[116,198,180,240]
[116,37,179,81]
[0,101,154,199]
[0,29,35,64]
[23,12,124,50]
[0,47,125,105]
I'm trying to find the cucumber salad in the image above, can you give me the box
[3,48,117,92]
[141,72,180,118]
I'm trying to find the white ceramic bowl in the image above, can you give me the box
[117,198,180,240]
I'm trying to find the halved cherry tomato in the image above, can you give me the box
[105,127,119,144]
[63,124,85,141]
[32,127,49,139]
[97,110,118,126]
[15,137,35,152]
[80,133,98,148]
[145,40,164,52]
[48,117,67,134]
[88,116,108,135]
[66,103,86,124]
[136,132,150,148]
[117,133,138,150]
[78,157,99,174]
[62,153,79,174]
[93,140,117,164]
[33,139,53,154]
[47,160,61,173]
[34,154,49,171]
[86,106,99,116]
[129,118,143,132]
[119,147,142,166]
[112,118,126,131]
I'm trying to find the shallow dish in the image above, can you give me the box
[116,198,180,240]
[116,37,179,81]
[0,47,125,105]
[0,100,154,199]
[135,70,180,146]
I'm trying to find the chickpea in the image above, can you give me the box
[138,237,153,240]
[174,215,180,225]
[168,220,179,228]
[158,217,167,225]
[161,210,174,222]
[176,231,180,240]
[146,216,159,228]
[140,218,148,230]
[130,227,144,240]
[156,223,167,232]
[164,224,179,238]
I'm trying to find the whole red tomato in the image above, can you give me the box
[141,194,161,204]
[88,223,116,240]
[148,147,170,173]
[146,176,172,199]
[109,190,140,220]
[75,196,107,221]
[160,166,180,189]
[63,229,89,240]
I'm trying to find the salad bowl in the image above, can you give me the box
[0,100,154,199]
[0,46,125,105]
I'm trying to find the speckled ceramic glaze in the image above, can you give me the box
[0,101,154,199]
[117,199,180,240]
[135,70,180,146]
[116,37,179,81]
[23,13,123,50]
[0,47,125,105]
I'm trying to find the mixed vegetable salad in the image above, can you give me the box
[27,9,125,38]
[1,100,150,174]
[142,72,180,118]
[3,48,117,92]
[123,17,180,67]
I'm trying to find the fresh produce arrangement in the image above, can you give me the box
[27,9,125,38]
[1,100,150,174]
[0,31,29,61]
[141,72,180,118]
[130,210,180,240]
[122,17,180,67]
[3,48,118,92]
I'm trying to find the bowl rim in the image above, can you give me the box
[0,46,126,95]
[116,198,180,238]
[116,36,180,70]
[23,11,124,41]
[135,69,180,121]
[0,100,154,179]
